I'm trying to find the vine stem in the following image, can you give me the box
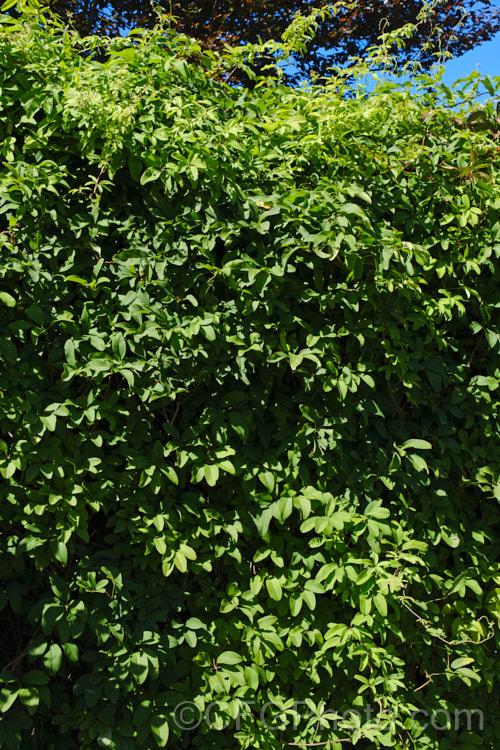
[288,740,355,746]
[401,593,494,646]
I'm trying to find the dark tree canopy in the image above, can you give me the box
[44,0,500,82]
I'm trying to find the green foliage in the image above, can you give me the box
[21,0,500,85]
[1,10,500,750]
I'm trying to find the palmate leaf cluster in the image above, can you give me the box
[0,11,500,750]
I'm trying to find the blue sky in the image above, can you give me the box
[440,27,500,85]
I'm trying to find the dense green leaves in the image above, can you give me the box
[0,9,500,750]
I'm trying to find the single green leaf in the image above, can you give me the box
[112,332,126,360]
[26,304,44,325]
[0,689,18,712]
[18,686,39,709]
[140,167,161,186]
[151,714,170,747]
[451,657,475,670]
[266,578,282,601]
[0,291,16,307]
[373,593,388,617]
[23,670,49,686]
[217,651,242,665]
[204,464,219,486]
[54,542,68,566]
[401,439,432,451]
[65,275,89,286]
[186,617,204,630]
[154,537,167,555]
[62,643,79,663]
[43,643,62,675]
[258,470,275,493]
[301,590,316,610]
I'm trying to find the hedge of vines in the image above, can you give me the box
[0,10,500,750]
